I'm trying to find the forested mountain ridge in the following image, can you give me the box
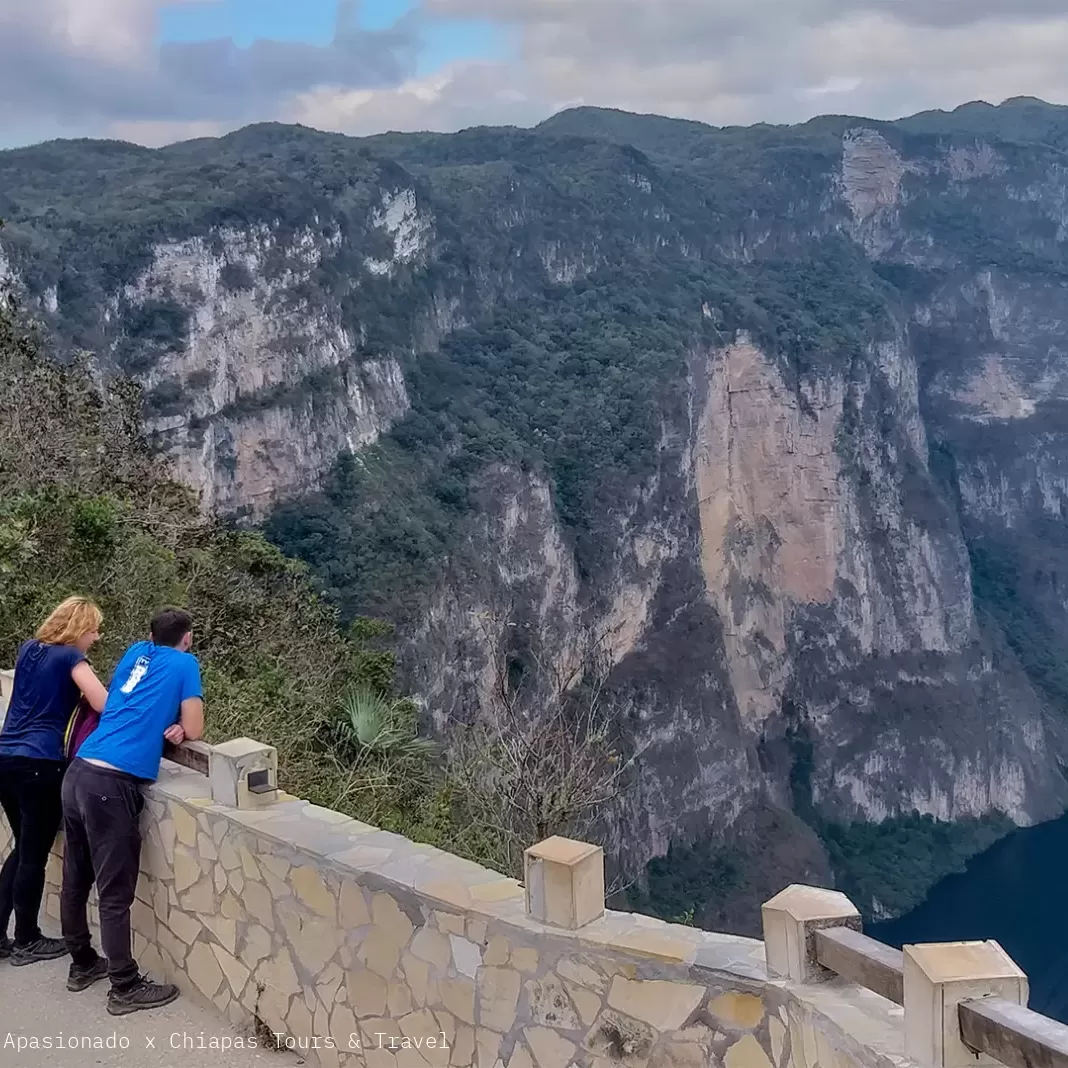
[4,97,1068,931]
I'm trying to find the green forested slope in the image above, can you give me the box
[0,284,489,860]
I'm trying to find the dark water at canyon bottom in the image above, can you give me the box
[870,812,1068,1022]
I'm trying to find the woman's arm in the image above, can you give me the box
[71,661,108,712]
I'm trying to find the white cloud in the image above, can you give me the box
[106,117,233,146]
[0,0,416,140]
[2,0,1068,146]
[2,0,190,63]
[282,1,1068,141]
[800,77,864,101]
[286,61,548,137]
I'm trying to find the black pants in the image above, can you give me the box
[60,759,146,989]
[0,754,65,946]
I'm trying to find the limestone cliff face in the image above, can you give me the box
[922,269,1068,527]
[123,222,413,517]
[404,316,1068,892]
[2,183,431,516]
[385,120,1068,897]
[403,452,758,879]
[695,338,848,728]
[690,328,1059,827]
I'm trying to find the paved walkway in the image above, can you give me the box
[0,951,302,1068]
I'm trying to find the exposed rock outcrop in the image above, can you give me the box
[841,129,909,223]
[111,223,410,515]
[695,338,844,726]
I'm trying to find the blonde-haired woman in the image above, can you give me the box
[0,597,108,967]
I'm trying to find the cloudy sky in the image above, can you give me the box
[2,0,1068,148]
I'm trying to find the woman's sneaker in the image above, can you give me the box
[0,937,12,960]
[107,976,179,1016]
[68,957,110,992]
[11,936,69,966]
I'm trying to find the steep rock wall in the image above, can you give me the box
[119,226,410,516]
[386,125,1068,916]
[695,338,846,727]
[0,180,435,517]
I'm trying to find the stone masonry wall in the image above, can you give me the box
[0,745,916,1068]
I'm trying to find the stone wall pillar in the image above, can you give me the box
[524,835,605,929]
[904,941,1027,1068]
[761,884,862,982]
[208,737,278,809]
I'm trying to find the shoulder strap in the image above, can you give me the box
[64,698,83,758]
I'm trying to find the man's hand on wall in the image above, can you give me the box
[164,723,186,745]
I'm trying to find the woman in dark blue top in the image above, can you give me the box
[0,597,107,965]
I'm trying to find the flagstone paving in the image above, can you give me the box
[0,949,300,1068]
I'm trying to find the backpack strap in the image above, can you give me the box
[63,703,79,758]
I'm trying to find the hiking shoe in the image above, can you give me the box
[107,976,179,1016]
[0,937,12,960]
[68,957,109,992]
[11,936,69,966]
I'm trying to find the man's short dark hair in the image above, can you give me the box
[151,608,193,648]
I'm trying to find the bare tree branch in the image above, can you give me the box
[447,610,646,879]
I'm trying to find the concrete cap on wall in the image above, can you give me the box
[762,884,862,983]
[904,940,1028,1068]
[524,836,605,931]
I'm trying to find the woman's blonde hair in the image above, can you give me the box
[36,596,103,646]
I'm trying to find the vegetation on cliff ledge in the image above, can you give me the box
[822,811,1017,921]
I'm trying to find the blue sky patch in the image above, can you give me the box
[159,0,506,76]
[418,16,505,76]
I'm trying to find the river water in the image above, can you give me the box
[869,813,1068,1022]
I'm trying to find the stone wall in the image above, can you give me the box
[0,746,917,1068]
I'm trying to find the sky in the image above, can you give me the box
[2,0,1068,149]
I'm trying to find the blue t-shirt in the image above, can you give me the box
[0,640,86,761]
[79,641,203,781]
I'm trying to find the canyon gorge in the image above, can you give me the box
[3,97,1068,930]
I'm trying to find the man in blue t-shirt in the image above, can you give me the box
[60,608,204,1016]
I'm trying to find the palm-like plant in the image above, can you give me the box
[329,686,440,817]
[341,686,438,762]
